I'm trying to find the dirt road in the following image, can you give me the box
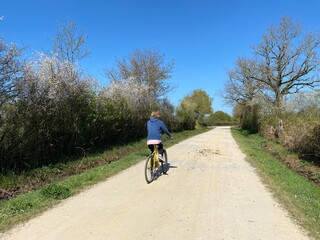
[1,127,309,240]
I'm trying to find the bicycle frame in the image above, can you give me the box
[150,144,160,170]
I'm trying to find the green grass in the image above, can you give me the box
[231,127,320,239]
[0,128,209,232]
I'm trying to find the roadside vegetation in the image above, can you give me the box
[203,110,238,126]
[222,17,320,166]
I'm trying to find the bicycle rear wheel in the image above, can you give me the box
[161,149,168,174]
[145,155,154,183]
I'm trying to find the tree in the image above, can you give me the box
[176,100,196,130]
[52,20,90,80]
[222,57,265,132]
[178,89,213,126]
[158,98,176,130]
[0,38,24,107]
[206,111,232,126]
[105,49,175,106]
[10,53,96,166]
[224,17,320,133]
[101,74,151,134]
[252,16,320,116]
[184,89,213,117]
[222,57,262,107]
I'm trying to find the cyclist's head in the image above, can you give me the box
[151,111,160,118]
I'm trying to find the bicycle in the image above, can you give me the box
[144,144,168,184]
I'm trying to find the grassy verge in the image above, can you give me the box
[0,128,209,233]
[231,127,320,239]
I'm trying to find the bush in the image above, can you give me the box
[40,184,71,200]
[204,111,236,126]
[299,125,320,163]
[239,104,260,133]
[259,104,320,164]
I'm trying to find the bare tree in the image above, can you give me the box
[0,38,24,107]
[52,20,90,64]
[252,16,320,116]
[52,20,90,80]
[105,49,175,105]
[222,57,262,107]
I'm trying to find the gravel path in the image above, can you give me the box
[1,127,309,240]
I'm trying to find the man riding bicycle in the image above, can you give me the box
[147,111,173,161]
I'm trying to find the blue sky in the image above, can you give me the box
[1,0,320,115]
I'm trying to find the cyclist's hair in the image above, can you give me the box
[151,111,160,118]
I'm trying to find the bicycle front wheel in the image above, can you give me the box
[145,155,154,183]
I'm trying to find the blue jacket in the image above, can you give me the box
[147,117,171,140]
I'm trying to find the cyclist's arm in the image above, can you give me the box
[160,121,172,138]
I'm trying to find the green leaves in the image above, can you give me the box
[41,184,71,200]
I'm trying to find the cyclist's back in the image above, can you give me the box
[147,111,172,157]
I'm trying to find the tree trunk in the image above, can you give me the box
[275,93,283,117]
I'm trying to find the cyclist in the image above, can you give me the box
[147,111,173,161]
